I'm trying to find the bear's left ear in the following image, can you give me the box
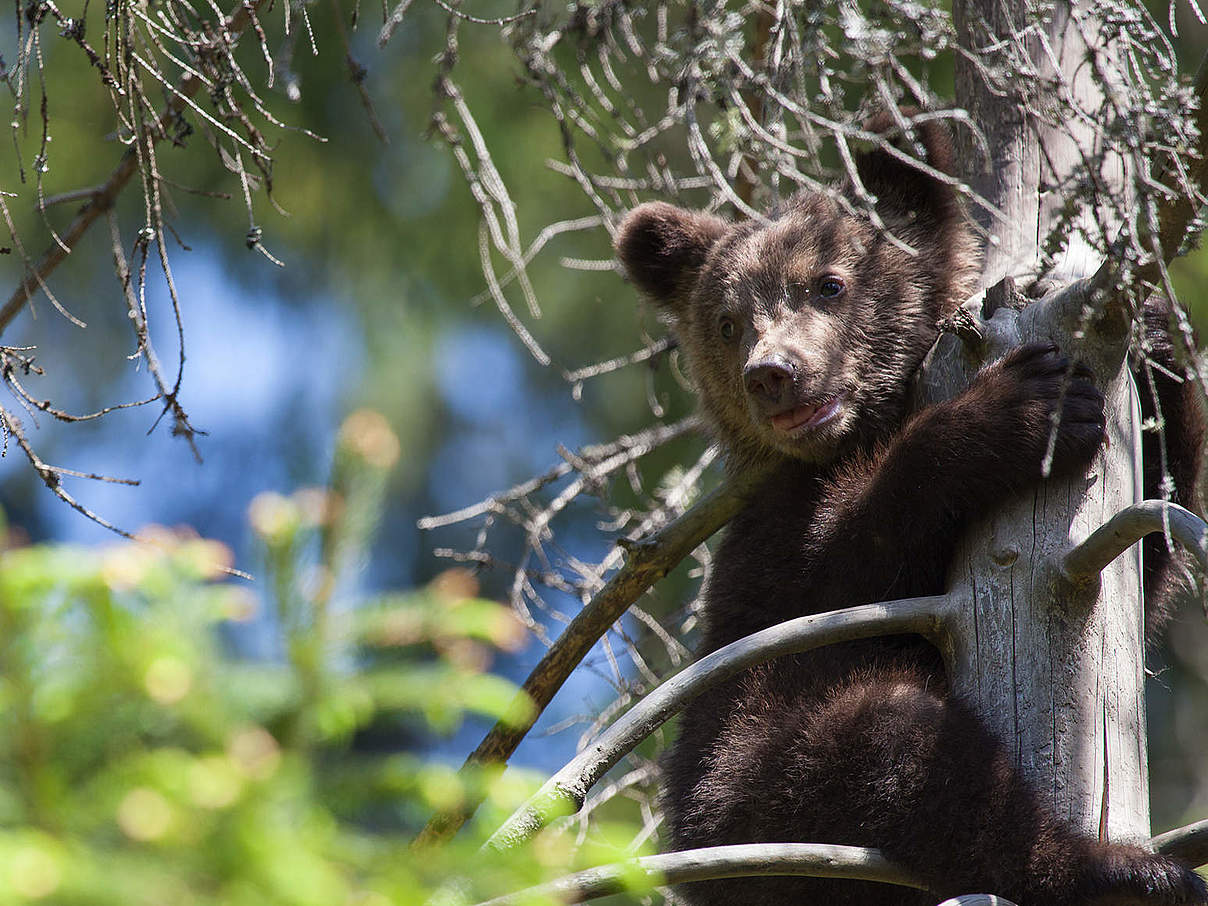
[615,202,730,314]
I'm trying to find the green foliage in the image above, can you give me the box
[0,409,651,904]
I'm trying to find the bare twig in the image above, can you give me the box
[0,402,136,538]
[417,416,701,530]
[429,0,535,26]
[378,0,417,46]
[1043,48,1208,343]
[106,212,204,461]
[0,0,269,339]
[328,0,388,143]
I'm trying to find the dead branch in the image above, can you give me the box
[1151,818,1208,868]
[412,465,771,848]
[0,402,137,538]
[485,595,957,851]
[470,843,929,906]
[0,0,269,340]
[1062,501,1208,581]
[464,813,1208,904]
[1039,48,1208,347]
[417,416,701,530]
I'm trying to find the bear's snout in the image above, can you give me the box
[743,358,795,406]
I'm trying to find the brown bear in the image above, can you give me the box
[614,118,1207,906]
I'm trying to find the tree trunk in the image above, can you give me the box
[936,0,1149,841]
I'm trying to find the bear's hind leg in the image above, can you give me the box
[771,669,1206,906]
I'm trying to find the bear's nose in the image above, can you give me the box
[744,360,794,404]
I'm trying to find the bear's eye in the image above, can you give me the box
[719,317,737,341]
[818,276,845,298]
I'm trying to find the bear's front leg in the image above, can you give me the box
[804,342,1106,606]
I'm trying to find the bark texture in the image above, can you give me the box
[943,0,1148,842]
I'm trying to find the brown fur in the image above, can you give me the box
[1135,295,1207,641]
[615,119,1207,905]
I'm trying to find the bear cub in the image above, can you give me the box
[615,118,1207,906]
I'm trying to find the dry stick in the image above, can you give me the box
[0,402,136,537]
[1138,49,1208,290]
[418,416,701,530]
[0,0,266,340]
[327,0,389,144]
[485,594,957,851]
[478,814,1208,906]
[1062,501,1208,580]
[411,467,770,848]
[734,5,774,207]
[471,843,930,906]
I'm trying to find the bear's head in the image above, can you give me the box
[615,119,980,466]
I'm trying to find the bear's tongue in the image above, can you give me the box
[771,397,840,433]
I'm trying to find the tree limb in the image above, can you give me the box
[465,814,1208,906]
[470,843,929,906]
[1062,500,1208,581]
[467,811,1205,906]
[1150,819,1208,869]
[485,595,958,851]
[412,467,770,847]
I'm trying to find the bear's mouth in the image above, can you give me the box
[769,393,847,434]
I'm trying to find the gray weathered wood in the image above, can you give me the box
[944,0,1149,842]
[1064,502,1208,580]
[1151,818,1208,868]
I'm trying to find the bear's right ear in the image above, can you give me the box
[853,112,960,235]
[615,202,729,312]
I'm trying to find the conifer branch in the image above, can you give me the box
[0,0,268,338]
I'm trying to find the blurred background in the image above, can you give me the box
[0,0,1204,902]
